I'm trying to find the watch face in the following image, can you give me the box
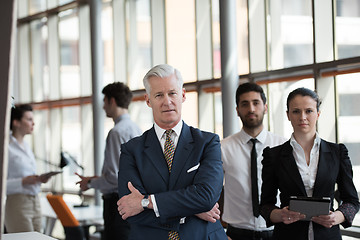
[141,198,150,208]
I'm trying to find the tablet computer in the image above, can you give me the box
[289,196,331,221]
[40,171,62,179]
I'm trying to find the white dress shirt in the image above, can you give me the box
[7,134,40,196]
[290,132,321,240]
[221,128,286,231]
[151,120,183,217]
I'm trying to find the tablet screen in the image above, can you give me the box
[289,196,331,221]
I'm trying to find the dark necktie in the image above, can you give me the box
[250,138,260,217]
[164,130,180,239]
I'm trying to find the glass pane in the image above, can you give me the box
[183,91,198,128]
[59,0,73,5]
[29,0,46,15]
[237,0,249,75]
[30,19,49,102]
[59,10,80,98]
[335,0,360,59]
[267,0,313,69]
[266,78,315,139]
[166,0,196,82]
[214,92,223,139]
[126,0,152,89]
[337,73,360,186]
[129,100,153,132]
[336,72,360,226]
[102,4,114,85]
[212,0,221,78]
[61,106,83,191]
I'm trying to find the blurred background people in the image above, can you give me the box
[5,104,52,233]
[76,82,142,240]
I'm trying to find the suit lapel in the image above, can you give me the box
[280,142,307,196]
[144,127,170,184]
[169,123,194,189]
[313,139,333,197]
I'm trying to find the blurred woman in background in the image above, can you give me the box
[5,104,51,233]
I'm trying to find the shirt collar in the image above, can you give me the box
[114,113,129,124]
[154,120,183,141]
[239,127,267,145]
[290,132,321,148]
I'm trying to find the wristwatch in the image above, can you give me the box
[141,195,150,209]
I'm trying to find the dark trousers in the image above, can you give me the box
[103,193,130,240]
[227,224,273,240]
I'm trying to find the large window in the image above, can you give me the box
[13,2,360,231]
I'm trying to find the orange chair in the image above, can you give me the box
[46,194,86,240]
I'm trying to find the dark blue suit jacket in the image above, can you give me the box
[260,139,359,240]
[118,122,227,240]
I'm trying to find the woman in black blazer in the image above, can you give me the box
[260,87,359,240]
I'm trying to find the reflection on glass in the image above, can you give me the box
[102,4,114,85]
[126,0,152,89]
[267,0,313,69]
[59,10,80,98]
[166,0,196,82]
[335,0,360,59]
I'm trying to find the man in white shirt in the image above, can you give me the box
[221,82,286,240]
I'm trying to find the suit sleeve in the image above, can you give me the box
[118,141,165,228]
[336,143,360,228]
[260,146,280,227]
[154,134,223,222]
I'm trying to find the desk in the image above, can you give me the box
[3,232,57,240]
[41,197,103,236]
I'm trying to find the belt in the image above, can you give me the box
[227,225,273,239]
[102,192,119,200]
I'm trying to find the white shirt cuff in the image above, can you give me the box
[150,194,160,217]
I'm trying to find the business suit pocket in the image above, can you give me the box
[187,163,200,173]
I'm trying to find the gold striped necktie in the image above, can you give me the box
[164,129,180,240]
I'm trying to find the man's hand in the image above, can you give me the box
[117,182,145,220]
[75,173,96,191]
[195,202,221,223]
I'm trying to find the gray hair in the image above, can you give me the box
[143,64,183,94]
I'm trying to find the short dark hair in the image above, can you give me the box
[235,82,266,107]
[287,87,322,112]
[102,82,133,109]
[10,104,33,130]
